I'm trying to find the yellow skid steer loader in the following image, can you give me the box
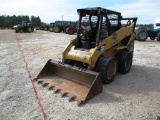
[34,7,137,105]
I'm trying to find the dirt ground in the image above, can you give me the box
[0,30,160,120]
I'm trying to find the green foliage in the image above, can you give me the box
[0,15,41,27]
[31,16,41,27]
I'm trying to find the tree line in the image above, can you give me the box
[0,15,41,28]
[0,15,154,29]
[136,24,153,29]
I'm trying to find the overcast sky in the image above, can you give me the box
[0,0,160,24]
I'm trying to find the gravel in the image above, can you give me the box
[0,30,160,120]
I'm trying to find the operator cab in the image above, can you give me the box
[76,7,122,49]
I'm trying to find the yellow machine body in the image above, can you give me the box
[34,7,137,105]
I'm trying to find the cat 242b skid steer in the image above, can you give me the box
[34,7,137,105]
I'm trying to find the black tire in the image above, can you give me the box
[117,51,133,74]
[136,28,148,41]
[157,32,160,41]
[96,56,117,84]
[150,37,156,40]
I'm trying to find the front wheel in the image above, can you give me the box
[117,51,133,74]
[96,56,117,84]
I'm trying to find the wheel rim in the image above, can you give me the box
[68,28,73,34]
[125,54,132,71]
[53,27,60,33]
[107,60,117,80]
[139,32,147,39]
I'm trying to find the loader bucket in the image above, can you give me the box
[34,59,102,105]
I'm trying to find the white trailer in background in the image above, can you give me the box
[154,18,160,29]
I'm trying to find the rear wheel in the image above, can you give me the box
[96,56,117,84]
[117,51,132,74]
[136,28,148,41]
[157,32,160,41]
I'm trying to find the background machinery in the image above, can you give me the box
[49,21,64,33]
[135,28,160,41]
[34,7,137,105]
[14,21,34,33]
[49,22,55,32]
[38,22,49,31]
[135,18,160,41]
[65,21,77,35]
